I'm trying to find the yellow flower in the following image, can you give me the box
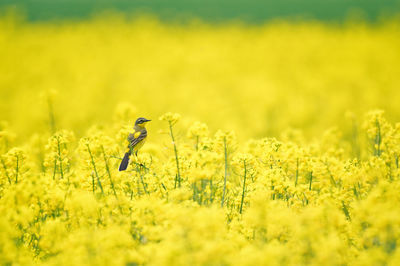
[187,121,209,139]
[159,112,181,124]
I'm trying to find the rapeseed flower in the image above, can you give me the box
[0,14,400,265]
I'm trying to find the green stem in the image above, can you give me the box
[199,180,204,205]
[154,173,166,198]
[353,185,359,199]
[342,201,351,220]
[91,172,95,194]
[209,179,213,203]
[375,118,381,156]
[309,171,313,191]
[239,160,247,214]
[56,136,64,180]
[1,157,11,185]
[137,165,149,195]
[86,144,103,195]
[15,154,19,184]
[325,161,337,187]
[303,192,309,205]
[136,177,141,196]
[192,182,197,201]
[101,146,117,199]
[52,156,57,180]
[221,136,228,207]
[169,121,181,187]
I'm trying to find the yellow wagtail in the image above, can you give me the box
[119,117,151,171]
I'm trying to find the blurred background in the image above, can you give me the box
[0,1,400,143]
[1,0,400,22]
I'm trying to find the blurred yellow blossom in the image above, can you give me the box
[0,15,400,266]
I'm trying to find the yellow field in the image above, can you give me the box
[1,14,400,265]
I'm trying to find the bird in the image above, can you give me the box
[119,117,151,171]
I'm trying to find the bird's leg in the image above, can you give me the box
[135,151,146,168]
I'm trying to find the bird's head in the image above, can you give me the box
[135,117,151,127]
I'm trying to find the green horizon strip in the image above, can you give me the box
[1,0,400,23]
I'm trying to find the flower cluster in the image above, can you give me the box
[1,110,399,265]
[2,15,400,266]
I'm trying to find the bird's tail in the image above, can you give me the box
[119,152,131,171]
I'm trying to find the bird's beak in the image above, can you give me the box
[145,119,151,122]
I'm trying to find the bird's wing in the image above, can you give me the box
[127,130,147,149]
